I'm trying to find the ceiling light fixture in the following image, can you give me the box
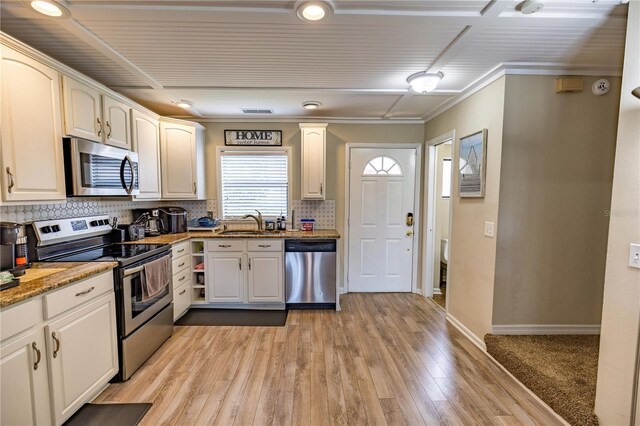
[175,100,193,109]
[26,0,70,18]
[302,101,321,110]
[519,0,545,14]
[295,0,334,22]
[407,71,444,94]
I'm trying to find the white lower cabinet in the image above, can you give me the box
[206,240,284,305]
[0,271,118,426]
[46,292,118,425]
[0,328,51,426]
[207,253,245,303]
[173,281,191,321]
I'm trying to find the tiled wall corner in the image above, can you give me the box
[291,200,336,229]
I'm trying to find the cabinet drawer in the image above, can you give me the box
[172,256,189,274]
[248,240,283,252]
[173,282,191,321]
[207,239,245,252]
[173,268,190,289]
[0,298,43,342]
[172,242,189,258]
[44,271,113,319]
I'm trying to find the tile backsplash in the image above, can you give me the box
[0,199,336,228]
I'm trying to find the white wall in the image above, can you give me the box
[595,2,640,424]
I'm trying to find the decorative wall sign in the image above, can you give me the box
[224,130,282,146]
[458,129,487,198]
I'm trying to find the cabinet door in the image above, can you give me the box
[206,253,244,303]
[160,122,197,199]
[301,127,326,200]
[0,329,51,426]
[102,95,131,149]
[132,110,161,199]
[46,293,118,425]
[62,75,102,142]
[0,46,66,202]
[247,252,284,303]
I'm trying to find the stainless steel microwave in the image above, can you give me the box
[64,138,140,197]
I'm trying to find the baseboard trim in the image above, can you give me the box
[446,314,570,425]
[492,324,601,335]
[445,313,487,351]
[415,288,424,295]
[432,288,442,295]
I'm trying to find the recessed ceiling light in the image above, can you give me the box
[175,100,192,109]
[519,0,545,14]
[26,0,70,18]
[295,0,334,22]
[407,71,444,94]
[303,101,321,110]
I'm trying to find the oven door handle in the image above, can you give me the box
[123,265,144,277]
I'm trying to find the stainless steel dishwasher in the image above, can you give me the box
[285,239,336,308]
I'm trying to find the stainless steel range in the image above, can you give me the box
[27,215,173,381]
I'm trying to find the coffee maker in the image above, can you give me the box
[1,222,28,277]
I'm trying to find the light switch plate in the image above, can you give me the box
[484,221,495,238]
[629,243,640,269]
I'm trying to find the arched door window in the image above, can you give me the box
[362,156,403,176]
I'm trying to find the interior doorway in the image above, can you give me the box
[423,131,454,310]
[344,144,422,293]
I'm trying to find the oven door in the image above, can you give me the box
[66,137,140,196]
[121,253,172,336]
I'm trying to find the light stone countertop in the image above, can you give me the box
[126,229,341,245]
[0,262,118,309]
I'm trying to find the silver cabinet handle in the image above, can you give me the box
[97,117,102,137]
[179,289,186,296]
[75,286,95,297]
[238,258,242,270]
[248,258,252,270]
[178,262,185,268]
[177,248,185,253]
[320,182,323,195]
[258,244,271,248]
[178,275,186,282]
[6,167,14,193]
[106,121,112,139]
[52,332,61,358]
[218,244,231,248]
[32,342,41,370]
[193,182,197,194]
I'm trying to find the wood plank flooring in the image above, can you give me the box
[95,294,564,425]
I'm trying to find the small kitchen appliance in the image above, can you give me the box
[0,222,29,277]
[158,207,187,233]
[27,215,173,381]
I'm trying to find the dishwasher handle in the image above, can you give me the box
[285,239,336,253]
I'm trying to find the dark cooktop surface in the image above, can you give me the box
[49,243,169,264]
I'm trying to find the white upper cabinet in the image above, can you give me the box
[102,95,131,149]
[0,45,66,202]
[159,119,206,200]
[62,76,131,149]
[300,123,327,200]
[132,109,161,200]
[62,76,102,142]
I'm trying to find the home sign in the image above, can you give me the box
[224,130,282,146]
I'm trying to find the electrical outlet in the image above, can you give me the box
[207,211,214,219]
[629,243,640,269]
[484,221,495,238]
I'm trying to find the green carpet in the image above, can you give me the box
[485,334,600,426]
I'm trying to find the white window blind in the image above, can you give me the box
[220,151,288,218]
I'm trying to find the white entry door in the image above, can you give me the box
[348,148,416,292]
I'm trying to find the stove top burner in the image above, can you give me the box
[49,243,169,264]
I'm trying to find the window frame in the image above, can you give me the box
[216,146,292,221]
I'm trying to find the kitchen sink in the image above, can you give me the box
[217,230,283,236]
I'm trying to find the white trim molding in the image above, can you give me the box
[492,324,601,335]
[446,313,487,351]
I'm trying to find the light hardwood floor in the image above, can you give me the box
[95,294,563,425]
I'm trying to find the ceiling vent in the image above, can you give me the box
[242,108,273,114]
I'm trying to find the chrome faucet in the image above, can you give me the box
[242,210,263,231]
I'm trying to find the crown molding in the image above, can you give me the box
[193,117,425,124]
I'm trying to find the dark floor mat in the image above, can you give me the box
[64,403,151,426]
[175,308,288,326]
[485,334,600,426]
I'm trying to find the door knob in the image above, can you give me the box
[406,230,414,236]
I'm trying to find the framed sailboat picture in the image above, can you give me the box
[458,129,487,197]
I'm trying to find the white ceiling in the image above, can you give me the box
[0,0,628,122]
